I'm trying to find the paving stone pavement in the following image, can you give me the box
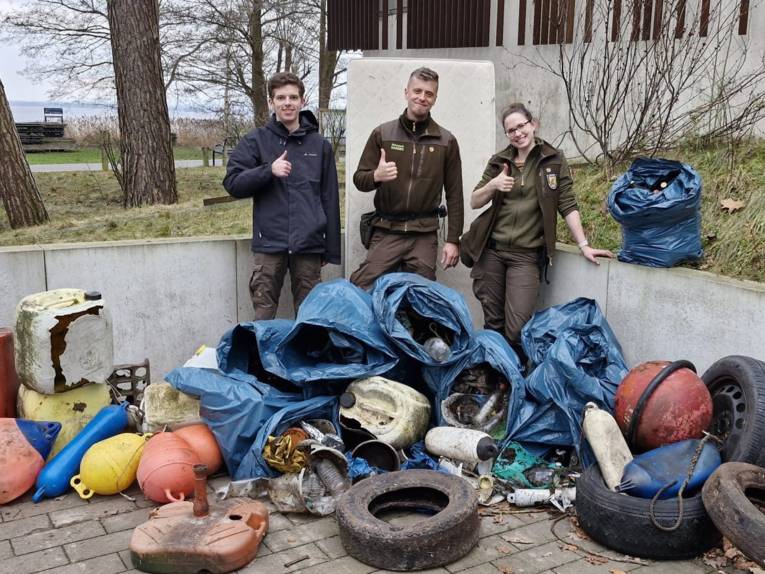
[0,476,720,574]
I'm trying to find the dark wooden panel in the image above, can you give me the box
[631,0,642,41]
[482,0,491,46]
[653,0,663,39]
[642,0,653,40]
[565,0,575,43]
[675,0,686,38]
[549,0,559,44]
[700,0,710,37]
[611,0,622,41]
[382,0,388,49]
[584,0,594,42]
[396,0,403,48]
[540,0,551,44]
[533,0,542,44]
[739,0,750,35]
[497,0,505,45]
[519,0,528,45]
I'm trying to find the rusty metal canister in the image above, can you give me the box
[0,328,19,418]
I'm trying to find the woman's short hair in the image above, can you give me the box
[501,103,533,124]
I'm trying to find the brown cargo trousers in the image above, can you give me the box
[249,252,322,320]
[350,229,438,290]
[470,247,541,345]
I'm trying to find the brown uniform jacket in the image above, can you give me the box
[460,139,578,267]
[353,113,464,244]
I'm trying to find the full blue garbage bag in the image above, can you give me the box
[521,297,623,368]
[506,299,629,461]
[608,157,703,267]
[166,366,338,479]
[422,330,524,426]
[218,279,399,392]
[372,272,474,367]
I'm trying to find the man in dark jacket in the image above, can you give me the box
[223,72,341,319]
[349,67,464,290]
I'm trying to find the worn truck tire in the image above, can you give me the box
[335,469,479,571]
[702,462,765,567]
[576,464,720,560]
[702,355,765,466]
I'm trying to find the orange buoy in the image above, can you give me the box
[0,419,61,504]
[173,424,223,475]
[137,432,200,503]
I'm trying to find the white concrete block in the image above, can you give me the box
[539,244,611,312]
[43,238,238,379]
[0,246,46,330]
[605,262,765,373]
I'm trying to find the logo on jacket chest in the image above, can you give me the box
[390,143,405,152]
[546,172,558,190]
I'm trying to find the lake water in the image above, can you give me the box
[10,100,212,122]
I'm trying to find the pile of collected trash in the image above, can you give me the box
[1,276,764,573]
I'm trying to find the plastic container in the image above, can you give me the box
[33,402,129,502]
[70,433,148,498]
[0,328,20,418]
[17,382,112,458]
[0,418,61,504]
[339,377,430,449]
[15,289,113,394]
[617,438,721,499]
[424,427,498,464]
[582,402,633,491]
[137,432,200,503]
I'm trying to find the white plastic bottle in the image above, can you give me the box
[424,427,498,464]
[582,402,633,490]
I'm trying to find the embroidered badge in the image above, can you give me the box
[546,173,558,190]
[390,143,405,151]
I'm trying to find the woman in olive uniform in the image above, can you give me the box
[460,103,613,361]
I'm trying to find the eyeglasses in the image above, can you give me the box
[505,120,531,136]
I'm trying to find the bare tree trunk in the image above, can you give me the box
[318,0,337,109]
[107,0,177,207]
[0,79,48,228]
[250,0,269,126]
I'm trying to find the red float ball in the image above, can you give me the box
[614,361,713,451]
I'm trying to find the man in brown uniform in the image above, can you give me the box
[349,67,464,290]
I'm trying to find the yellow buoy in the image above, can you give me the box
[71,433,149,499]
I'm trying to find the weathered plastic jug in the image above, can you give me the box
[424,427,498,464]
[15,289,113,394]
[137,432,200,503]
[130,464,269,574]
[339,377,430,449]
[617,439,721,499]
[33,402,129,502]
[582,402,633,491]
[0,328,20,418]
[71,433,148,498]
[17,382,112,458]
[0,418,61,504]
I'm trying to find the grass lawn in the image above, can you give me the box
[1,143,762,284]
[25,146,207,165]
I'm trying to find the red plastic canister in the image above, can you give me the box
[0,329,19,418]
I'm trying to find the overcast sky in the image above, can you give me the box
[0,0,55,101]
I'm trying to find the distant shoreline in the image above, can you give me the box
[10,100,213,122]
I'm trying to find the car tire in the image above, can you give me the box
[576,464,720,560]
[702,355,765,466]
[335,469,479,571]
[702,462,765,567]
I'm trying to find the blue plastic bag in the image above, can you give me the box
[506,299,629,461]
[422,330,524,426]
[608,157,703,267]
[372,272,474,367]
[218,279,399,391]
[165,366,338,480]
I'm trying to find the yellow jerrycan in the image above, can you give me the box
[71,433,149,498]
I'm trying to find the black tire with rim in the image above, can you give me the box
[701,355,765,466]
[335,469,479,571]
[576,464,721,560]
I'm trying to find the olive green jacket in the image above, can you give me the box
[460,139,578,267]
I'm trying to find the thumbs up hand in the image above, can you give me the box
[271,150,291,178]
[373,148,398,183]
[491,163,515,193]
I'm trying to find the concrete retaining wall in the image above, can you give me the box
[2,237,763,380]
